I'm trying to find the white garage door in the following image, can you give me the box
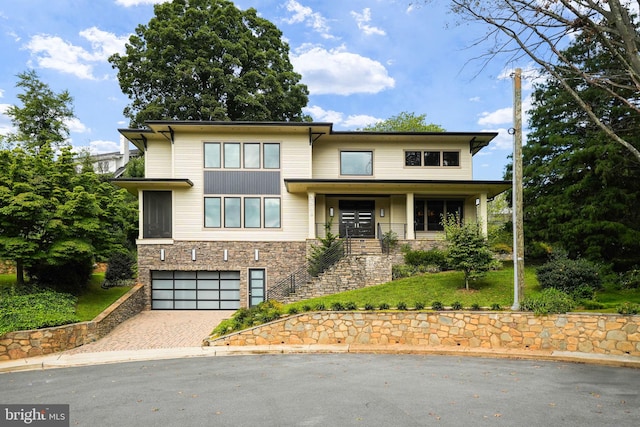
[151,270,241,310]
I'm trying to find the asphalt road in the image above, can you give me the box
[1,354,639,426]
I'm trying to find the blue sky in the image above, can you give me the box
[0,0,533,180]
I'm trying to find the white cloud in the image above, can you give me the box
[498,63,542,91]
[292,45,395,95]
[481,128,512,151]
[478,107,512,126]
[24,27,129,80]
[283,0,334,39]
[115,0,168,6]
[303,105,382,129]
[351,8,386,36]
[88,139,120,154]
[66,117,90,134]
[0,103,13,137]
[469,96,481,102]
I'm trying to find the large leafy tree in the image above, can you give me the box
[431,0,640,163]
[110,0,309,127]
[0,72,137,290]
[360,112,445,132]
[523,31,640,270]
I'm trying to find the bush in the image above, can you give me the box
[379,302,390,310]
[392,264,438,279]
[403,248,448,270]
[470,303,481,311]
[301,304,312,312]
[27,257,94,294]
[536,256,601,294]
[211,300,283,337]
[431,301,444,311]
[314,302,326,311]
[617,302,640,315]
[490,303,502,311]
[344,301,357,310]
[286,306,299,315]
[103,251,136,288]
[0,290,79,336]
[397,301,407,310]
[364,302,376,311]
[451,301,462,310]
[414,301,425,310]
[330,302,345,311]
[520,288,576,315]
[619,268,640,289]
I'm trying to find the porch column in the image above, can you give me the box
[308,192,316,239]
[477,193,488,236]
[406,192,415,240]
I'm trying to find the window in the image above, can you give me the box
[341,151,373,175]
[204,197,221,228]
[244,197,261,228]
[143,191,172,238]
[264,198,281,228]
[224,197,241,227]
[205,196,280,229]
[404,150,460,168]
[415,199,464,231]
[224,143,241,168]
[264,143,280,169]
[204,143,221,168]
[244,143,260,169]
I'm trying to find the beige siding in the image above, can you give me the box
[145,140,172,178]
[312,140,473,180]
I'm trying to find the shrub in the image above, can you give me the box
[490,303,502,311]
[451,301,463,310]
[0,290,79,336]
[470,303,481,311]
[392,264,438,279]
[211,300,283,337]
[314,302,326,311]
[103,251,137,288]
[431,301,444,311]
[344,301,357,310]
[520,288,576,315]
[364,302,376,311]
[404,248,448,270]
[581,300,605,310]
[301,304,312,312]
[536,255,601,294]
[330,302,344,311]
[27,257,94,294]
[286,306,299,315]
[414,301,425,310]
[617,302,640,315]
[570,284,596,301]
[619,268,640,289]
[397,301,407,310]
[379,302,390,310]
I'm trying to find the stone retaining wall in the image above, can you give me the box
[208,311,640,357]
[0,284,145,361]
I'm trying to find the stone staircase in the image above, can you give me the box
[349,238,383,255]
[280,247,391,304]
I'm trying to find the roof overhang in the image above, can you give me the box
[110,178,193,195]
[284,179,511,199]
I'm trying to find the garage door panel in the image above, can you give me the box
[151,270,240,310]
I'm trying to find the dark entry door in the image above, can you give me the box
[339,200,375,238]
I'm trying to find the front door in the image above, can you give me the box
[339,200,375,238]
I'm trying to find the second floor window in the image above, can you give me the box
[204,142,280,169]
[405,150,460,167]
[341,151,373,176]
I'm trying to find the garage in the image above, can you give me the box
[151,270,241,310]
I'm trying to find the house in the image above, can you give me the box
[89,135,141,177]
[112,121,510,310]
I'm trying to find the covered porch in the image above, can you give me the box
[285,179,511,241]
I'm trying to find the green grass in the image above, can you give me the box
[75,273,132,321]
[287,263,541,311]
[0,272,132,324]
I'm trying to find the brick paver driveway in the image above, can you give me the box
[66,310,234,354]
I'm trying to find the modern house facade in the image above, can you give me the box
[112,121,510,310]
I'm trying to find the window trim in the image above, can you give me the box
[404,150,461,168]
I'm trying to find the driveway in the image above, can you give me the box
[66,310,234,354]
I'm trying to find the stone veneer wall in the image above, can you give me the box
[0,284,145,361]
[208,311,640,357]
[138,241,308,309]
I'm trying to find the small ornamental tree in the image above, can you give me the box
[443,214,498,290]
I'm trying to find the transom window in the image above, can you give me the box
[204,142,280,169]
[205,196,281,229]
[341,151,373,176]
[405,150,460,167]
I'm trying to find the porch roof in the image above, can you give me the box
[284,179,511,199]
[110,178,194,195]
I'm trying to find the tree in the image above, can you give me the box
[0,73,138,290]
[360,112,445,132]
[443,214,498,290]
[435,0,640,163]
[523,31,640,270]
[109,0,309,127]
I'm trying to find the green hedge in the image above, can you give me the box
[0,291,79,336]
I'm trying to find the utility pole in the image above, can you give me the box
[512,68,525,310]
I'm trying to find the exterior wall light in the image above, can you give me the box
[191,249,196,261]
[254,249,259,261]
[223,249,228,261]
[160,249,165,261]
[380,208,385,217]
[329,207,334,217]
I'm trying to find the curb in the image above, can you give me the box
[2,344,639,373]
